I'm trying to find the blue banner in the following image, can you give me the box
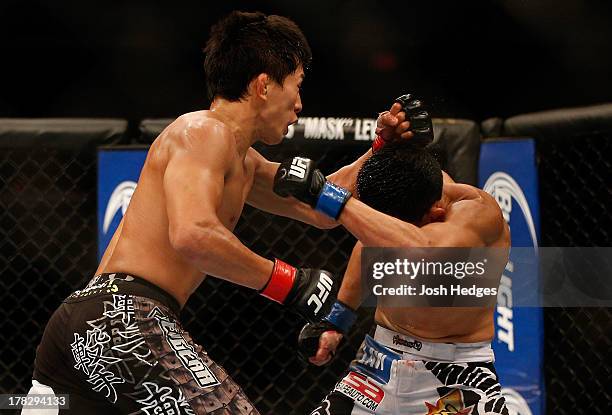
[479,139,544,415]
[97,148,147,259]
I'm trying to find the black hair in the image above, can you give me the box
[204,11,312,101]
[356,141,443,223]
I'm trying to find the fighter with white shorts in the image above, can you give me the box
[273,100,511,414]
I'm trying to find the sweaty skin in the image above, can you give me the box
[96,68,405,308]
[311,171,510,365]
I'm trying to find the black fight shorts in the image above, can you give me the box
[32,273,258,414]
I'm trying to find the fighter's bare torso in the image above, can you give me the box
[375,183,510,343]
[96,111,257,307]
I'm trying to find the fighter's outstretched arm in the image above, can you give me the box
[338,195,502,248]
[246,103,412,227]
[246,147,338,229]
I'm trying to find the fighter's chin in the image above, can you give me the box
[261,132,285,146]
[274,133,287,145]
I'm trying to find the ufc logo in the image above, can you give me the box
[289,157,309,179]
[307,272,333,315]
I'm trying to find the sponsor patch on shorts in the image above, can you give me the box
[351,335,399,385]
[334,371,384,412]
[149,307,220,388]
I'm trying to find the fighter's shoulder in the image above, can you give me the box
[156,113,236,173]
[463,186,507,243]
[166,111,235,150]
[450,183,496,208]
[473,187,502,213]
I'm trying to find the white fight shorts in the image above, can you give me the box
[310,325,509,415]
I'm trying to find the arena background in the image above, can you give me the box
[1,1,611,414]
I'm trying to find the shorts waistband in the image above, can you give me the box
[66,273,181,316]
[373,325,494,362]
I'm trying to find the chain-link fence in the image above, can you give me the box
[537,134,612,415]
[0,120,127,400]
[0,147,100,393]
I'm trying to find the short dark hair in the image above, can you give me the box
[356,142,443,223]
[204,11,312,101]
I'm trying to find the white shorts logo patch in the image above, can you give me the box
[334,371,384,411]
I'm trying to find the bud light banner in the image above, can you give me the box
[479,139,544,415]
[97,147,147,259]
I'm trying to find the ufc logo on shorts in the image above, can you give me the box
[308,272,333,315]
[289,157,309,179]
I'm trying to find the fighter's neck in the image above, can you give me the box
[208,99,259,157]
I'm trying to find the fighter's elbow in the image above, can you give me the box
[169,226,198,260]
[169,222,218,262]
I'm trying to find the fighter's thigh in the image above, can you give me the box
[123,296,259,414]
[64,294,258,414]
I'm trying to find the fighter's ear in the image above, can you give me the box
[429,206,446,222]
[251,73,269,100]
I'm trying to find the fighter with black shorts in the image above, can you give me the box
[24,11,411,414]
[32,273,250,414]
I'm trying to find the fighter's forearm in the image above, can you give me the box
[336,245,366,310]
[338,198,430,247]
[172,222,273,290]
[338,284,363,310]
[337,279,363,310]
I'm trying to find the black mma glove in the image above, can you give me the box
[259,259,340,323]
[372,93,434,152]
[297,300,357,363]
[273,157,351,220]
